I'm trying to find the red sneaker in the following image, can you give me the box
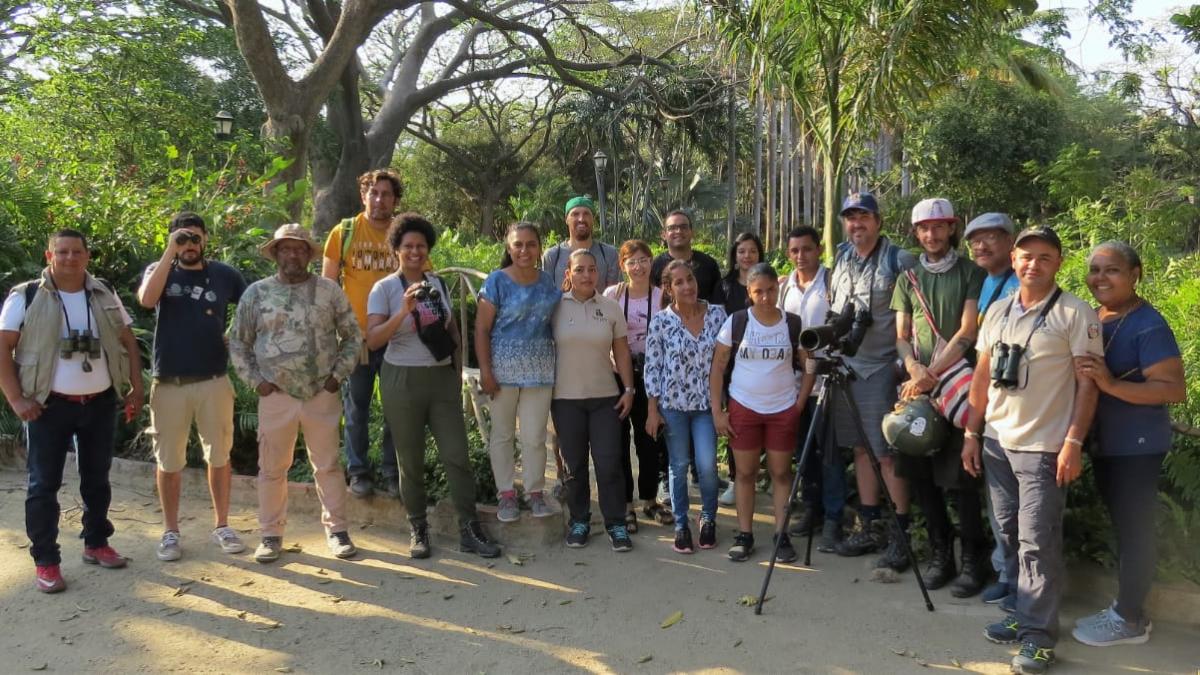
[82,545,128,569]
[35,565,67,593]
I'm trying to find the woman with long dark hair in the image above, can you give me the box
[716,232,764,506]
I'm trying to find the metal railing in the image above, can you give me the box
[436,266,491,436]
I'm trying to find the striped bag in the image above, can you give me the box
[905,270,973,429]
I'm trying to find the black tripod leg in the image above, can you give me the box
[838,386,935,612]
[755,392,829,615]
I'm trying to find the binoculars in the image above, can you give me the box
[173,231,202,246]
[413,281,440,302]
[61,329,101,360]
[990,342,1024,389]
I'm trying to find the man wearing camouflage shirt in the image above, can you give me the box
[229,224,362,564]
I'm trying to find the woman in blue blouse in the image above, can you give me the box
[1073,241,1185,648]
[645,260,727,554]
[475,222,561,522]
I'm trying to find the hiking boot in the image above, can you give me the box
[643,503,674,525]
[950,547,989,598]
[381,477,401,500]
[326,530,357,559]
[529,492,556,518]
[835,517,884,557]
[728,531,754,562]
[1011,641,1055,674]
[774,532,798,564]
[672,526,695,554]
[624,510,639,534]
[984,615,1020,644]
[718,482,735,506]
[254,536,283,563]
[606,524,633,552]
[211,526,246,554]
[565,520,590,548]
[788,505,822,537]
[816,520,843,553]
[349,475,373,498]
[82,545,128,569]
[873,523,911,572]
[983,580,1011,604]
[35,564,66,593]
[496,494,520,523]
[698,518,717,549]
[923,536,956,590]
[157,530,182,562]
[1071,606,1151,647]
[460,521,501,558]
[410,522,431,559]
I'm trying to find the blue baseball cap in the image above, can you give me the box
[840,192,880,216]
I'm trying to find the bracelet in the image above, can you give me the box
[623,387,636,396]
[964,430,983,440]
[1065,437,1084,447]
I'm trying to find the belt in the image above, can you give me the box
[49,390,110,405]
[154,374,224,386]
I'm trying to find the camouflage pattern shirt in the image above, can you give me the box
[229,274,362,400]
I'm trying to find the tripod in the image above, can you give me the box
[754,356,935,614]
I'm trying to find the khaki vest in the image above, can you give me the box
[13,270,131,403]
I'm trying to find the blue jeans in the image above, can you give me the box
[796,396,847,524]
[342,347,397,480]
[661,408,718,528]
[25,389,118,566]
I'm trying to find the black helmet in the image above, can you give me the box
[882,396,949,457]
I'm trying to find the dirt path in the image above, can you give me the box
[0,469,1196,674]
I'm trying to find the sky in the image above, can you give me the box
[1046,0,1193,72]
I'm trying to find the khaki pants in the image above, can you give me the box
[487,385,552,497]
[148,375,235,473]
[256,390,347,537]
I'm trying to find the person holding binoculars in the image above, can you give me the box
[961,226,1103,675]
[138,212,247,563]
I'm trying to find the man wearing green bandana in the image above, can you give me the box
[542,196,620,287]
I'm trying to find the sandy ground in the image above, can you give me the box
[0,468,1197,674]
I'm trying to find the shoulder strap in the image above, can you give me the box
[786,312,803,370]
[338,217,356,268]
[548,244,564,277]
[985,269,1014,310]
[728,309,749,370]
[887,241,901,274]
[823,267,832,305]
[22,280,37,308]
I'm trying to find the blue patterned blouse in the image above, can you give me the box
[478,269,559,387]
[644,302,727,411]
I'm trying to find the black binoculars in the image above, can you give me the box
[60,329,101,360]
[173,231,202,246]
[413,281,440,302]
[990,342,1024,389]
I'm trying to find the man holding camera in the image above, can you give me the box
[231,224,362,564]
[962,226,1101,674]
[827,193,918,571]
[138,212,247,562]
[0,229,143,593]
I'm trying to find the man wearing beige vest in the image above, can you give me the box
[0,229,144,593]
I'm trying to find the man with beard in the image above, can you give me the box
[231,224,362,564]
[649,210,722,301]
[543,196,620,288]
[138,212,247,562]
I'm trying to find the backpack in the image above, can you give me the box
[723,309,804,394]
[335,217,356,276]
[15,277,114,330]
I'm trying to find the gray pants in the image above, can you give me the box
[983,438,1065,648]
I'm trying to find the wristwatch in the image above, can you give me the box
[623,387,636,396]
[964,430,983,440]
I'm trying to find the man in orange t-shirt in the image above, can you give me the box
[321,169,402,498]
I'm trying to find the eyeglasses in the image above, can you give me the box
[665,224,690,233]
[968,232,1007,246]
[624,257,651,267]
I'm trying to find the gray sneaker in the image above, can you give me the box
[156,530,182,562]
[496,495,520,522]
[718,482,735,506]
[816,520,842,553]
[1072,606,1151,647]
[529,492,556,518]
[254,536,283,563]
[211,526,246,554]
[326,531,357,559]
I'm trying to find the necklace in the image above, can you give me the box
[1101,298,1141,353]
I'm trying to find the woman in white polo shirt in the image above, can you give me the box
[552,249,636,552]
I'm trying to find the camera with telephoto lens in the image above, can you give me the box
[413,281,440,302]
[60,329,101,360]
[173,231,202,246]
[799,304,874,357]
[990,342,1024,389]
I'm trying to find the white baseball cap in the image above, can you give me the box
[964,212,1015,238]
[911,198,958,224]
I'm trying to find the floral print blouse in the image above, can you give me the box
[643,302,727,412]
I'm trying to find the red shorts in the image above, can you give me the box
[728,398,800,452]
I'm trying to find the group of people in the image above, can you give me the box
[0,167,1182,675]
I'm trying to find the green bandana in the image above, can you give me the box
[564,196,596,216]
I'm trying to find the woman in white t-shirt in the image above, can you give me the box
[603,240,669,530]
[710,263,814,564]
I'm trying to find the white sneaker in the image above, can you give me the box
[718,483,736,506]
[211,526,246,554]
[157,530,182,561]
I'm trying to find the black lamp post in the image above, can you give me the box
[592,149,608,230]
[214,110,234,139]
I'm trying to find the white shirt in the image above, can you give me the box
[716,311,798,414]
[779,266,830,394]
[1,287,133,395]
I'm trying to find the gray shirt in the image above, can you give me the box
[829,236,916,379]
[542,240,621,289]
[367,273,453,367]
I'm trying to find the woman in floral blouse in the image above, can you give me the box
[644,260,728,554]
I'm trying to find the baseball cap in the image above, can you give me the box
[911,198,958,224]
[1014,225,1062,253]
[964,212,1014,238]
[840,192,880,216]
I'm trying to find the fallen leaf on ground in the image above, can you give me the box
[891,648,906,656]
[737,595,772,606]
[316,568,327,575]
[558,599,572,605]
[637,655,652,664]
[239,580,255,587]
[17,542,29,549]
[733,639,743,648]
[501,598,513,605]
[506,554,523,566]
[31,664,47,671]
[236,611,247,620]
[74,604,90,612]
[164,609,183,617]
[254,621,282,631]
[443,593,454,600]
[660,610,683,628]
[951,657,962,668]
[172,586,190,597]
[573,561,587,566]
[328,595,344,603]
[915,659,928,667]
[317,578,332,585]
[283,543,302,553]
[274,668,293,673]
[59,613,79,622]
[177,579,195,586]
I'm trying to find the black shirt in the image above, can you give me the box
[145,260,247,377]
[650,250,723,302]
[718,276,749,315]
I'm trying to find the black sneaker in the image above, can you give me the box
[787,506,822,536]
[349,475,373,498]
[950,549,989,598]
[728,531,754,562]
[410,522,431,559]
[835,518,883,557]
[816,519,842,553]
[873,523,911,572]
[381,476,401,500]
[565,521,590,548]
[606,524,633,552]
[1011,641,1054,674]
[984,615,1020,644]
[774,532,798,564]
[460,521,501,558]
[672,526,695,554]
[698,518,716,549]
[922,538,956,590]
